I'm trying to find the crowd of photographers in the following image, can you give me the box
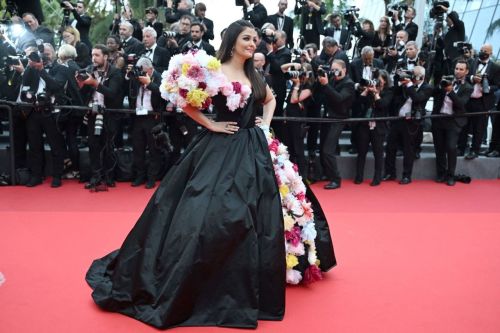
[0,0,499,190]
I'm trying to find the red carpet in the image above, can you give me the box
[1,180,500,333]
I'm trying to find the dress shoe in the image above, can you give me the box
[465,151,478,160]
[353,177,363,184]
[415,151,421,159]
[324,181,341,190]
[435,176,447,183]
[382,174,396,181]
[446,178,456,186]
[51,177,62,188]
[399,177,411,185]
[487,150,500,158]
[370,179,381,186]
[106,179,116,188]
[26,177,43,187]
[145,180,156,189]
[131,178,146,187]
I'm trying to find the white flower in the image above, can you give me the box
[288,242,305,256]
[301,222,317,242]
[286,269,302,284]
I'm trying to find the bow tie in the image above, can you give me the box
[408,60,417,65]
[480,61,488,66]
[146,48,153,53]
[334,28,341,31]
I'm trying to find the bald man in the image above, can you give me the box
[463,44,500,159]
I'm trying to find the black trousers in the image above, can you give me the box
[321,122,345,183]
[285,107,307,178]
[466,98,489,154]
[59,114,82,171]
[166,114,196,167]
[131,115,163,181]
[356,123,385,181]
[87,114,119,183]
[384,119,419,178]
[12,108,29,169]
[489,113,500,151]
[306,102,321,155]
[432,118,461,178]
[26,111,65,178]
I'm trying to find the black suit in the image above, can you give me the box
[385,82,433,179]
[71,11,92,49]
[33,26,55,46]
[123,37,145,56]
[393,21,418,42]
[267,46,291,141]
[145,45,171,73]
[443,18,465,74]
[356,87,393,182]
[463,59,500,154]
[324,26,350,50]
[80,65,124,184]
[266,14,294,49]
[319,49,350,73]
[320,76,355,184]
[432,81,473,178]
[129,70,165,182]
[75,42,91,68]
[197,17,214,42]
[246,3,268,29]
[295,2,326,48]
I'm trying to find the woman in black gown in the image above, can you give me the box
[86,20,335,330]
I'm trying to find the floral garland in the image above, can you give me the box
[262,129,323,285]
[160,49,251,111]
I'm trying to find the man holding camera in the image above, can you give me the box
[165,0,194,24]
[144,7,164,39]
[243,0,268,30]
[22,13,55,47]
[443,10,465,75]
[78,44,124,190]
[182,21,216,56]
[464,44,499,160]
[324,13,351,51]
[142,27,171,73]
[390,6,418,42]
[319,59,355,190]
[385,30,408,73]
[266,0,294,49]
[432,60,472,185]
[383,65,432,185]
[62,1,92,50]
[128,57,165,189]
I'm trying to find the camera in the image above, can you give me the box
[76,69,90,81]
[342,6,360,23]
[20,86,36,103]
[162,31,178,39]
[359,78,380,88]
[126,53,140,66]
[386,4,408,17]
[285,70,309,80]
[4,55,23,66]
[430,1,449,21]
[59,1,76,16]
[397,69,415,81]
[127,65,145,80]
[440,75,454,88]
[91,104,104,136]
[453,41,472,54]
[151,123,174,152]
[261,28,276,44]
[481,74,490,94]
[317,65,341,78]
[235,0,254,5]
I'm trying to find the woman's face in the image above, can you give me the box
[106,38,118,51]
[378,75,386,88]
[379,18,388,29]
[62,32,75,45]
[233,27,257,60]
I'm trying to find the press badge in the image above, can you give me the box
[136,107,148,116]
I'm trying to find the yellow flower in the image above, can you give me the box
[206,57,221,71]
[286,254,299,269]
[186,89,209,108]
[283,214,295,231]
[182,63,190,76]
[279,185,289,197]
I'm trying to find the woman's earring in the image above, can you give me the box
[230,48,234,56]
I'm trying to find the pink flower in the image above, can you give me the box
[303,265,322,284]
[202,97,212,109]
[240,84,251,99]
[269,140,279,153]
[296,192,306,201]
[221,82,234,96]
[293,163,299,172]
[285,226,301,247]
[187,65,204,81]
[226,93,241,111]
[286,269,302,285]
[179,89,188,99]
[232,81,242,94]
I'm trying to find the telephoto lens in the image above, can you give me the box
[94,114,104,136]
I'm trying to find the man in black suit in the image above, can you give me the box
[464,44,499,160]
[266,0,294,49]
[22,13,54,46]
[142,27,171,73]
[119,22,145,56]
[244,0,268,29]
[390,6,418,42]
[385,30,408,74]
[62,1,92,50]
[319,59,355,190]
[182,21,216,56]
[486,100,500,157]
[266,30,291,142]
[195,2,214,42]
[295,0,326,48]
[383,66,432,184]
[324,13,350,51]
[432,60,473,186]
[78,44,124,190]
[443,10,465,75]
[129,57,165,189]
[144,7,164,39]
[319,37,349,70]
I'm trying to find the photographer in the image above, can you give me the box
[355,69,393,186]
[144,7,164,39]
[352,19,375,58]
[385,30,408,73]
[20,43,68,187]
[77,44,124,190]
[463,44,500,160]
[164,0,194,24]
[242,0,267,30]
[319,37,349,70]
[318,59,355,190]
[62,26,90,68]
[111,6,143,42]
[443,10,465,75]
[158,15,192,55]
[432,60,472,185]
[181,21,216,56]
[142,27,171,73]
[128,57,164,189]
[383,66,432,185]
[390,6,418,42]
[266,30,291,142]
[266,0,294,49]
[62,1,92,50]
[22,13,54,47]
[323,13,351,51]
[281,62,314,178]
[194,3,214,42]
[295,0,326,48]
[119,22,145,56]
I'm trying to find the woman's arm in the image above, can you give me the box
[183,105,239,134]
[262,85,276,126]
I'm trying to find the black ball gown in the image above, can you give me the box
[86,91,336,329]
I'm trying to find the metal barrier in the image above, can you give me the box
[1,99,499,186]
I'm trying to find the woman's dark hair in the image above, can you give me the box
[378,69,392,88]
[107,35,122,49]
[217,20,266,103]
